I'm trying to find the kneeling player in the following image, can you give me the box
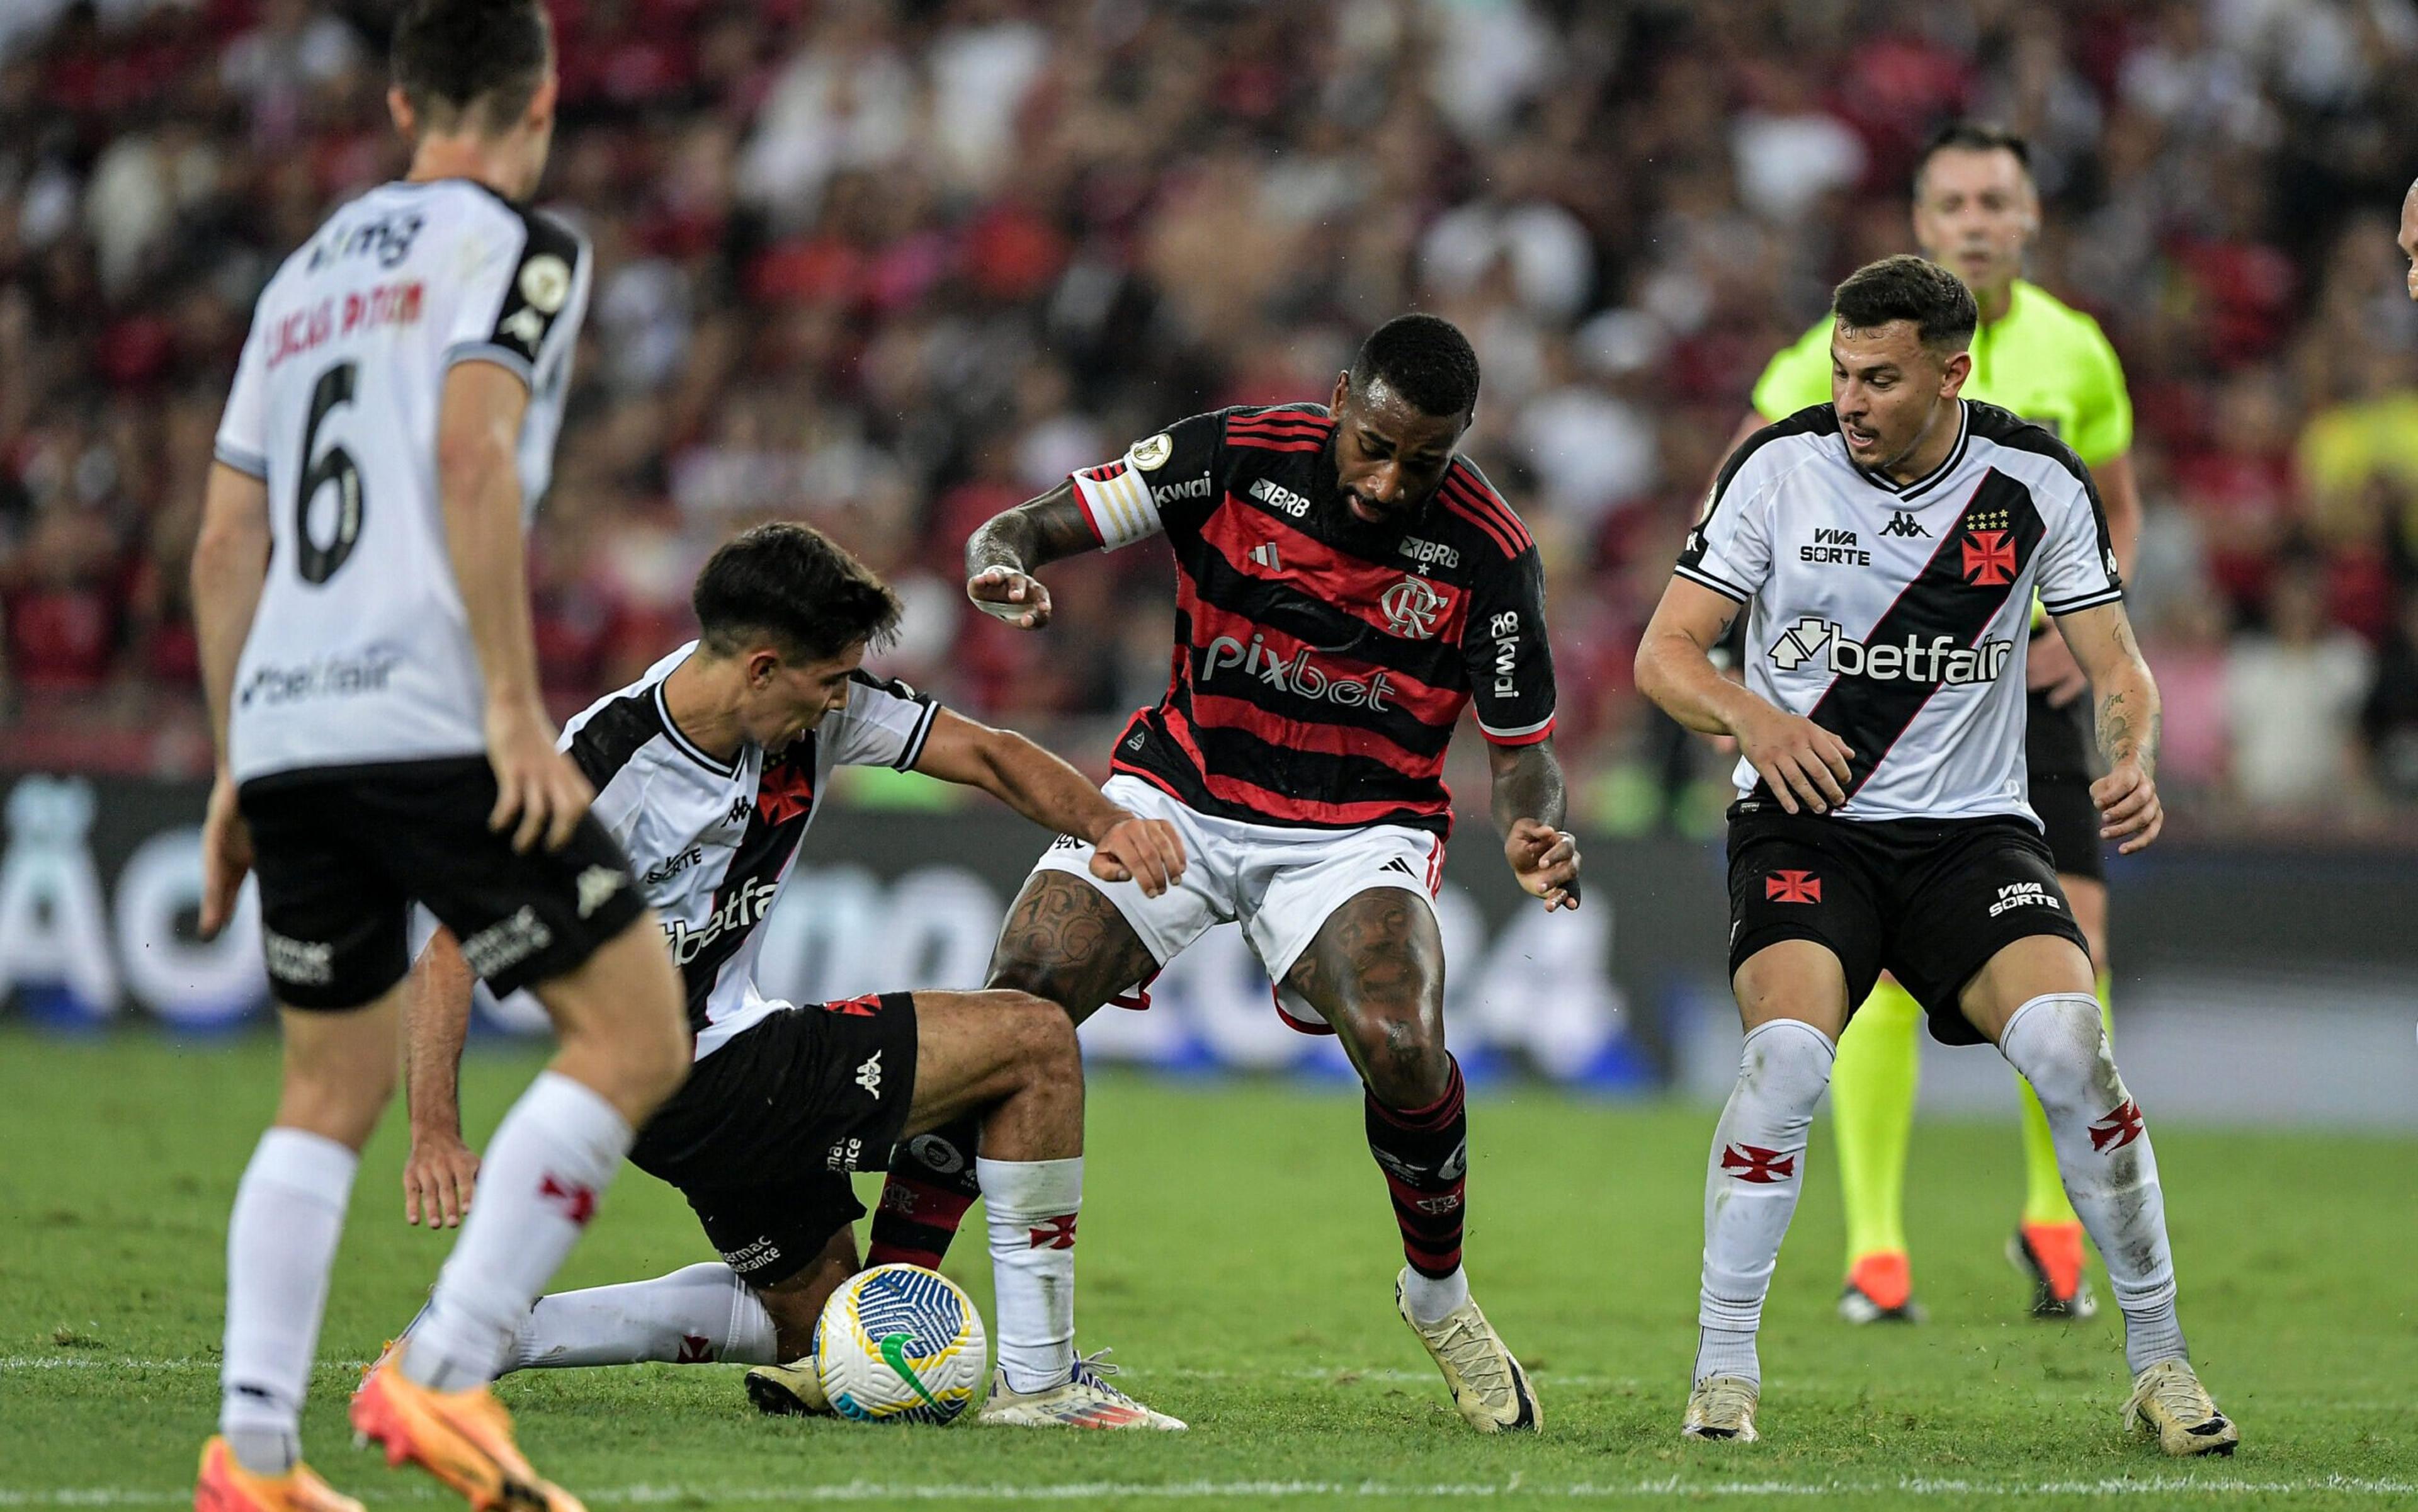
[1637,256,2235,1453]
[397,523,1184,1429]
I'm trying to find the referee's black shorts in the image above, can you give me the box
[2025,688,2104,883]
[239,756,649,1009]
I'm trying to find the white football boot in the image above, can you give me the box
[977,1351,1186,1430]
[744,1358,832,1416]
[1682,1373,1761,1441]
[1393,1268,1540,1433]
[2125,1359,2239,1457]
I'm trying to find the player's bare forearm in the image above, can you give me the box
[1635,581,1760,738]
[191,463,273,758]
[1487,739,1566,836]
[436,363,540,712]
[914,709,1124,843]
[966,481,1095,579]
[2057,603,2161,773]
[404,926,475,1140]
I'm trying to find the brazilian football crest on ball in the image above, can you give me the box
[814,1263,987,1424]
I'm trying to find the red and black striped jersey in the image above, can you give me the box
[1069,403,1555,836]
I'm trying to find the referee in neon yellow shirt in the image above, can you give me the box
[1729,122,2143,1326]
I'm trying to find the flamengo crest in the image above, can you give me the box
[1381,574,1451,639]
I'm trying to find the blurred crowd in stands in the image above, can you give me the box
[6,0,2418,837]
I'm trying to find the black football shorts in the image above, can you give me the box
[628,993,921,1287]
[238,756,649,1009]
[2026,688,2104,882]
[1725,802,2091,1046]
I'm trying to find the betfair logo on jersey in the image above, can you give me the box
[1249,477,1312,517]
[1204,634,1394,708]
[1766,616,2013,686]
[659,878,781,966]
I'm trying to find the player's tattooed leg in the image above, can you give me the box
[1286,887,1449,1108]
[987,872,1161,1027]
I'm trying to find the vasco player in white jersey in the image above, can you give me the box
[865,315,1581,1434]
[396,523,1184,1430]
[1636,256,2236,1455]
[189,4,686,1510]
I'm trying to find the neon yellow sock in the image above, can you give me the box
[2016,972,2114,1227]
[1831,979,1924,1268]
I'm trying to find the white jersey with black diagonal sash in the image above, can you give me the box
[1677,401,2123,824]
[214,177,591,784]
[559,644,940,1059]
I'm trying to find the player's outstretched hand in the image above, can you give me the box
[1506,817,1581,911]
[967,566,1054,629]
[1089,813,1188,897]
[487,698,594,853]
[404,1129,480,1228]
[2093,756,2163,854]
[1735,705,1855,816]
[198,771,253,941]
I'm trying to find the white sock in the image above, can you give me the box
[1400,1266,1470,1326]
[976,1155,1081,1394]
[404,1072,632,1391]
[1998,992,2187,1373]
[220,1128,358,1475]
[501,1262,777,1373]
[1695,1019,1834,1387]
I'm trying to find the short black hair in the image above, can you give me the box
[1913,121,2033,191]
[1349,314,1480,418]
[692,522,904,664]
[1831,254,1978,352]
[392,0,552,135]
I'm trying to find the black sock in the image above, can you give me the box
[868,1116,983,1269]
[1365,1055,1467,1278]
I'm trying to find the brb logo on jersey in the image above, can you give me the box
[1380,574,1451,639]
[1203,633,1395,708]
[1768,616,2013,686]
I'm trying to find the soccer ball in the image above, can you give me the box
[814,1263,988,1424]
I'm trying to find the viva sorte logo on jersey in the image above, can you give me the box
[1767,616,2012,686]
[1203,632,1395,709]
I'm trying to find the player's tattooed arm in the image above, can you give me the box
[400,928,482,1228]
[965,481,1096,630]
[1488,739,1581,911]
[2055,601,2165,853]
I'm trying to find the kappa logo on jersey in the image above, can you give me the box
[2089,1099,2146,1153]
[1380,574,1452,639]
[1881,511,1929,538]
[1765,870,1822,904]
[576,865,625,919]
[1800,526,1871,566]
[1767,616,2014,686]
[659,878,781,966]
[855,1050,883,1100]
[1249,477,1312,517]
[724,796,753,828]
[1720,1143,1797,1184]
[1203,634,1395,709]
[1963,529,2018,586]
[1988,880,2063,918]
[1399,535,1460,571]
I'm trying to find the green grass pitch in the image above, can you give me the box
[1,1030,2412,1509]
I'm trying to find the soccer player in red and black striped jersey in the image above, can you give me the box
[865,314,1576,1432]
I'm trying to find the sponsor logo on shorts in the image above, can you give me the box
[725,1236,783,1275]
[1765,870,1822,904]
[238,644,404,708]
[1381,856,1418,879]
[263,928,335,987]
[462,906,554,978]
[576,865,626,918]
[855,1050,884,1100]
[1720,1142,1797,1183]
[660,878,780,966]
[1049,833,1086,853]
[827,1137,865,1172]
[1987,880,2063,918]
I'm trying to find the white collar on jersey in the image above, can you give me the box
[1844,400,1970,504]
[652,669,741,778]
